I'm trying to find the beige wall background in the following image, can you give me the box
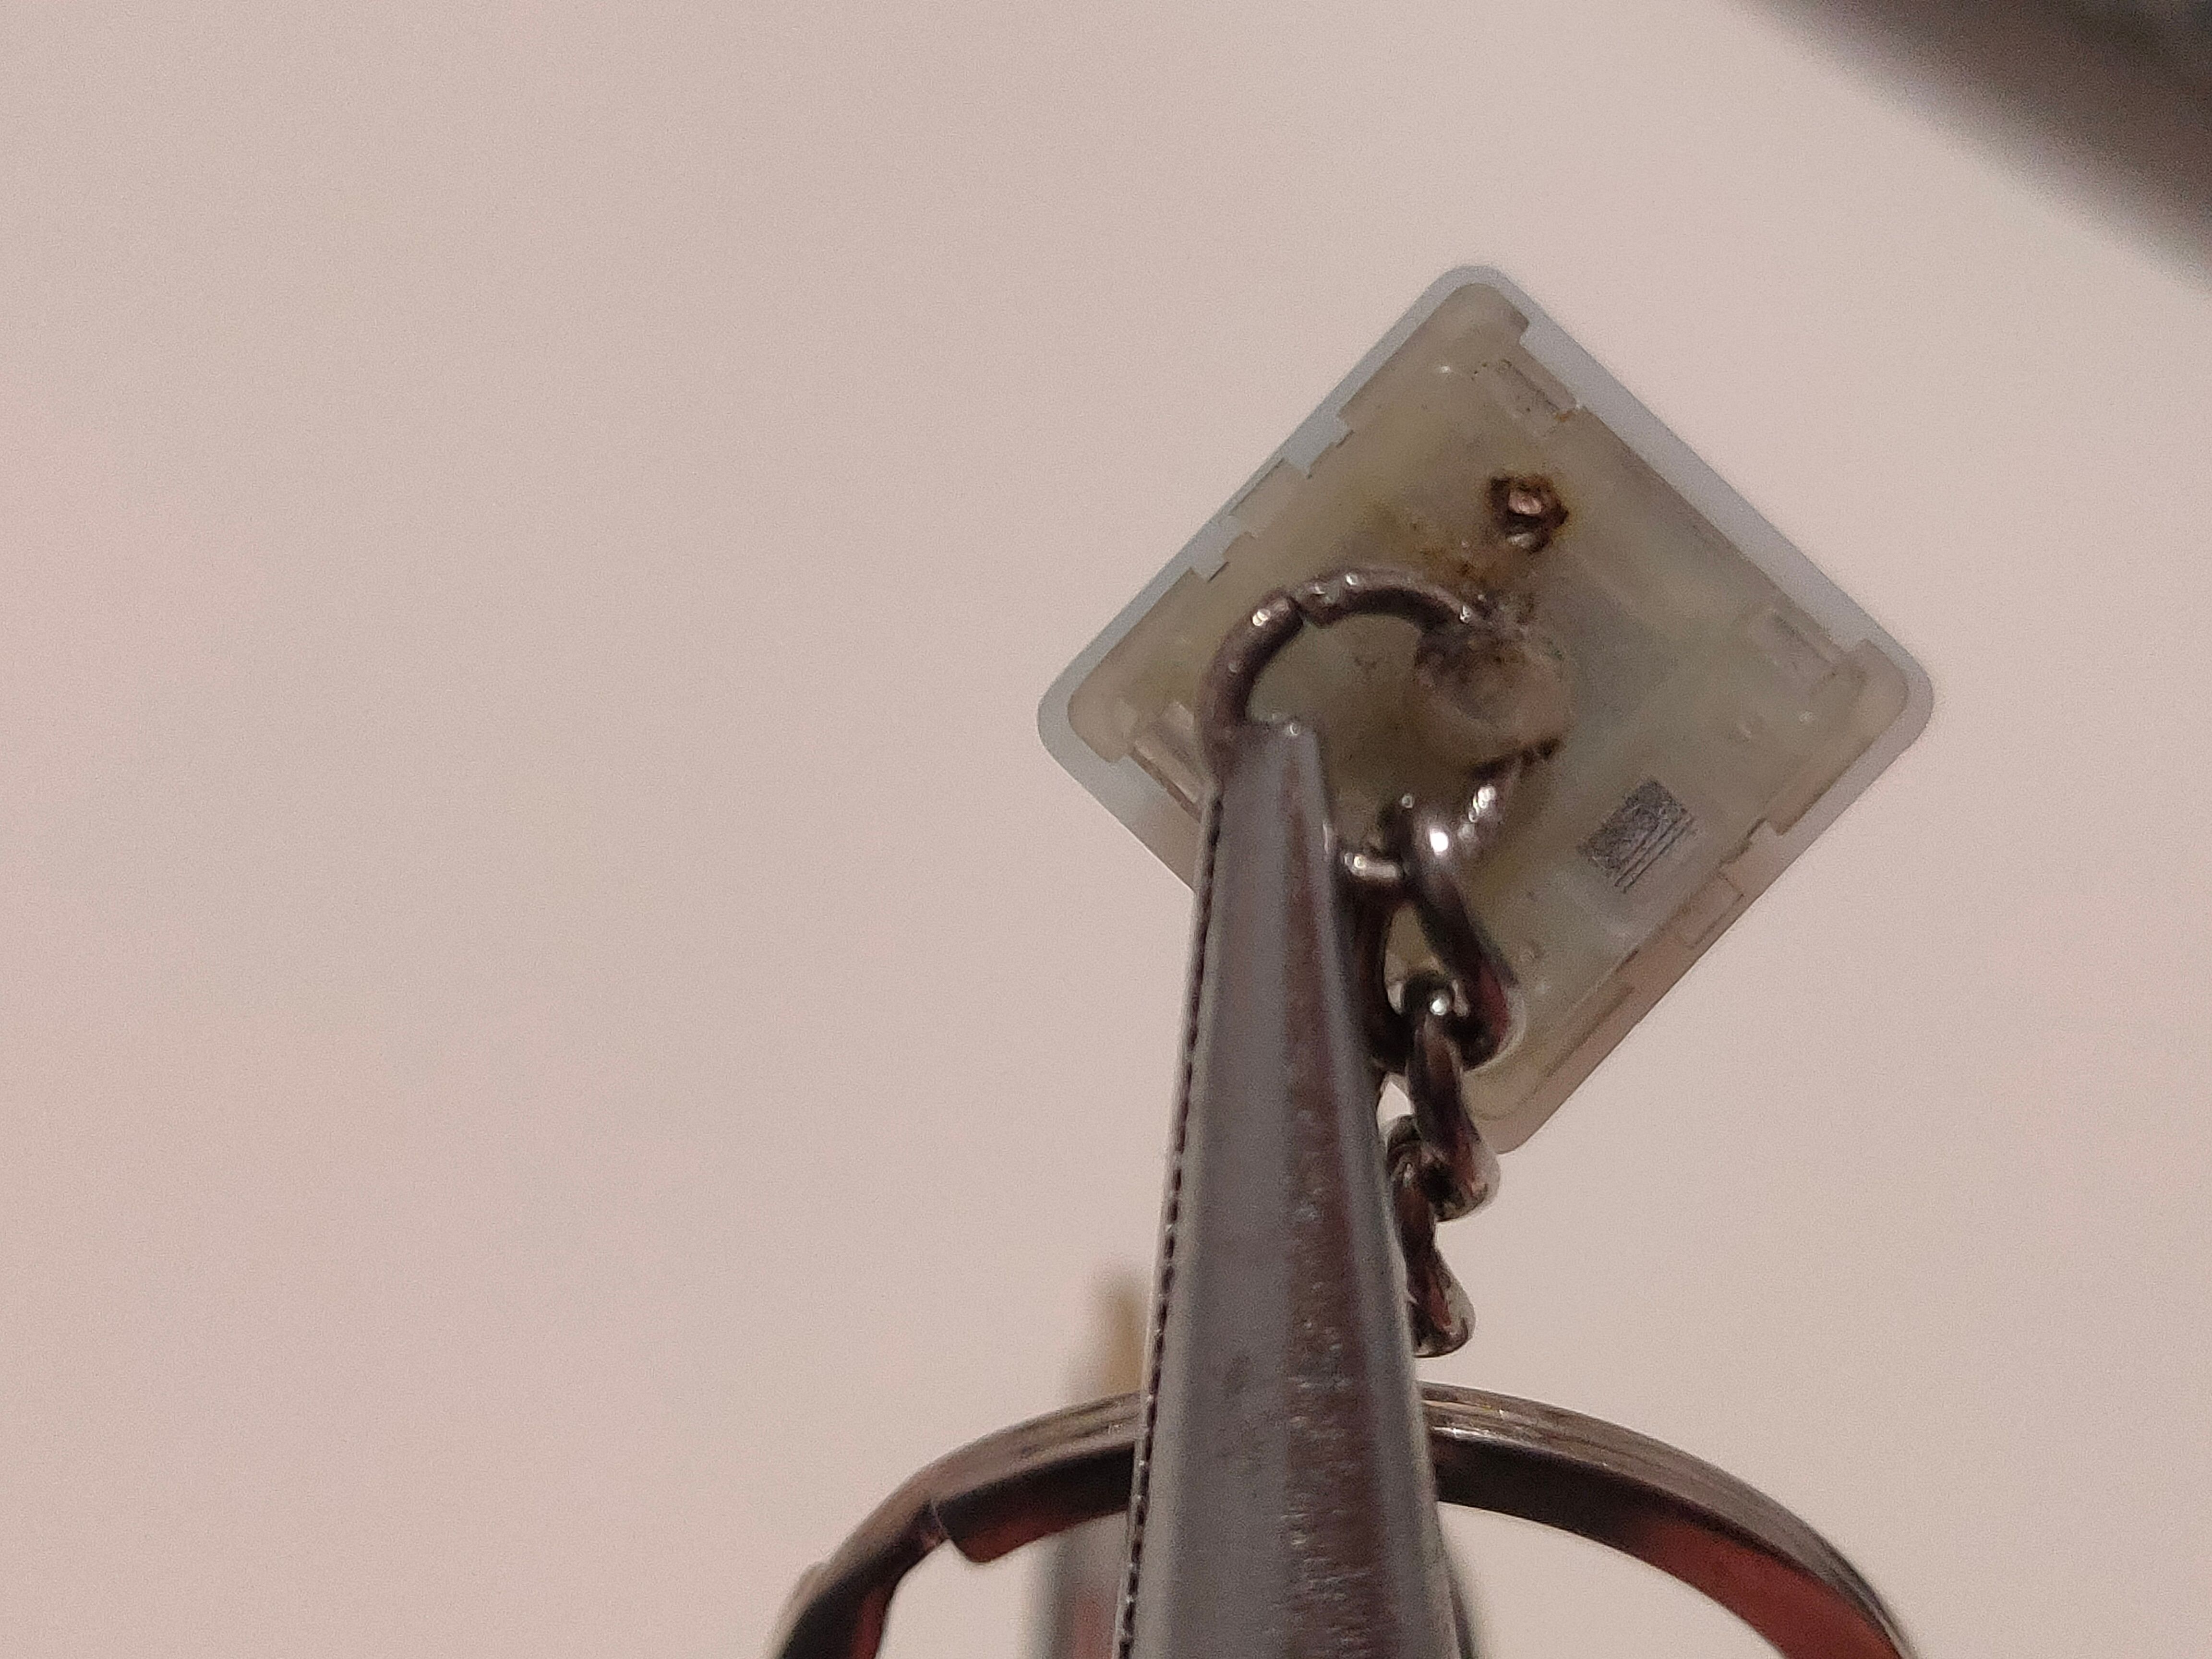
[4,3,2209,1656]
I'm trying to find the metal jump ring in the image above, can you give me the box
[1194,568,1479,784]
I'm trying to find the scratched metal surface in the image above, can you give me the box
[1123,719,1453,1659]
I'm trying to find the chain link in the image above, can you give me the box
[1347,818,1512,1358]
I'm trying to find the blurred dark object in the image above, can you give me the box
[1769,0,2212,268]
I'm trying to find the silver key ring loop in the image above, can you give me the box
[1194,567,1480,782]
[768,1384,1917,1659]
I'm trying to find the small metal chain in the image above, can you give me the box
[1196,565,1559,1360]
[1346,831,1510,1358]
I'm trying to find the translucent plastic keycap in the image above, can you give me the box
[1040,271,1930,1151]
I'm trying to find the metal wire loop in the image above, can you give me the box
[1193,567,1479,782]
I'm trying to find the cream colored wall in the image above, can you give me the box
[3,5,2208,1657]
